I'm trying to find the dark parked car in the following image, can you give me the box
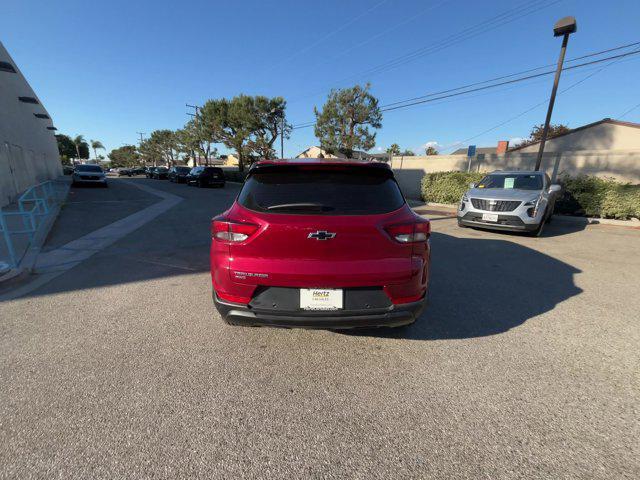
[145,167,157,178]
[118,168,132,177]
[130,167,146,176]
[168,166,192,183]
[186,166,226,188]
[152,167,169,179]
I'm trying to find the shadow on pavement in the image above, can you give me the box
[345,231,583,340]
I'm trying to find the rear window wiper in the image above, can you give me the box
[265,202,335,212]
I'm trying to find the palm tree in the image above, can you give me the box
[90,140,105,159]
[73,135,86,160]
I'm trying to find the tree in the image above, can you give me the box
[140,130,180,166]
[400,150,415,156]
[199,94,290,171]
[515,123,570,148]
[314,83,382,158]
[90,140,105,159]
[247,96,291,160]
[425,146,439,155]
[55,134,76,163]
[72,135,89,159]
[108,145,140,167]
[386,143,401,156]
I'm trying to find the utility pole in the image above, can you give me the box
[281,116,285,159]
[136,132,146,166]
[535,16,577,171]
[186,104,202,165]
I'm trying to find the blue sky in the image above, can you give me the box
[3,0,640,157]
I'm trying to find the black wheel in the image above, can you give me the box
[527,210,547,237]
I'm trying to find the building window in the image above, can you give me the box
[34,113,50,119]
[47,127,57,131]
[0,61,16,73]
[18,96,39,104]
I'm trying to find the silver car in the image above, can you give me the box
[457,170,561,236]
[72,164,108,187]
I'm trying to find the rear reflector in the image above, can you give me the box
[212,219,259,243]
[216,291,251,304]
[385,220,430,243]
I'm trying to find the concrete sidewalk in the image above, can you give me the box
[0,179,182,300]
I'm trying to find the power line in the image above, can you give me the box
[289,46,640,130]
[617,102,640,119]
[450,47,640,149]
[288,0,562,104]
[265,0,389,74]
[382,40,640,109]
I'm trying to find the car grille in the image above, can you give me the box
[470,198,521,212]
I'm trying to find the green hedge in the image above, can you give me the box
[420,171,640,220]
[420,171,484,204]
[556,175,640,220]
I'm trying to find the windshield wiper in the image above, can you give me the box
[265,202,334,212]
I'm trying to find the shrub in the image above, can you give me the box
[557,175,640,220]
[420,171,484,204]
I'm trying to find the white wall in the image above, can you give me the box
[391,151,640,199]
[0,42,61,207]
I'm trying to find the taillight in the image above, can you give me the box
[385,220,430,243]
[211,219,259,243]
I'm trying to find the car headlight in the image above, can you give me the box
[461,192,469,202]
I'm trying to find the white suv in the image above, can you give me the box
[457,171,561,236]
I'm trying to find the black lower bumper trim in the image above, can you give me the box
[213,292,425,329]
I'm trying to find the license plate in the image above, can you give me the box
[300,289,343,310]
[482,213,499,222]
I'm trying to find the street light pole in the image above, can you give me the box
[535,16,577,171]
[281,116,285,159]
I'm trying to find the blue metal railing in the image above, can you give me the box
[0,181,61,269]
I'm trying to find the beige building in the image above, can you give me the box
[0,42,61,207]
[510,118,640,153]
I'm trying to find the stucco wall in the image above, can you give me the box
[391,151,640,199]
[0,42,61,208]
[514,122,640,152]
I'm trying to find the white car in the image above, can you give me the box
[72,164,108,187]
[457,170,561,236]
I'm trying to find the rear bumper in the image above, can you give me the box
[213,291,425,329]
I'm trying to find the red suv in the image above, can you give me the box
[210,159,431,329]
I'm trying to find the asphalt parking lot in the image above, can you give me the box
[1,177,638,479]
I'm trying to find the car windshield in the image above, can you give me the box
[477,173,543,191]
[176,167,190,173]
[75,165,102,172]
[238,165,404,215]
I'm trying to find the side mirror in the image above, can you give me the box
[549,184,561,194]
[469,182,477,189]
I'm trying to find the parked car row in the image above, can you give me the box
[146,166,226,188]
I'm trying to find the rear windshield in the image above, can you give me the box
[238,166,404,215]
[176,167,190,173]
[477,173,543,190]
[75,165,102,172]
[205,167,223,173]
